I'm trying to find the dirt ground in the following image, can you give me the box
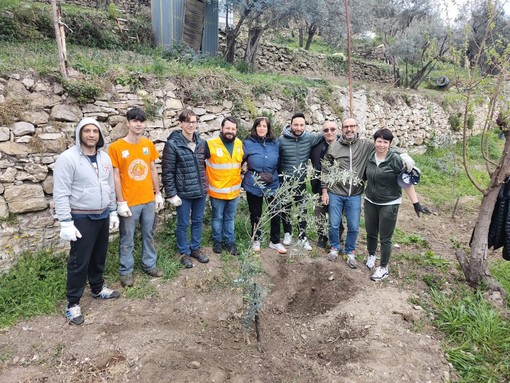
[0,197,480,383]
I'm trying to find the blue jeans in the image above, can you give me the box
[328,193,362,253]
[210,196,239,246]
[119,202,157,275]
[176,196,206,255]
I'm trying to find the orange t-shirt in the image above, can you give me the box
[109,137,159,207]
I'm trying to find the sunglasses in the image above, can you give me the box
[323,128,336,133]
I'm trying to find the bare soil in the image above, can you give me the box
[0,197,479,383]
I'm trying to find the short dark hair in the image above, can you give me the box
[221,116,238,127]
[126,107,146,122]
[250,117,275,140]
[178,109,197,123]
[373,128,394,142]
[291,112,306,124]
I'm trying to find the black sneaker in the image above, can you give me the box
[212,242,223,254]
[190,248,209,263]
[226,244,240,256]
[91,286,120,299]
[66,303,84,325]
[317,236,327,249]
[180,255,194,268]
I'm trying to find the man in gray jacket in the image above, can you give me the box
[278,112,323,250]
[54,117,120,325]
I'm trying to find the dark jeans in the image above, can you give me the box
[280,182,307,239]
[364,200,399,267]
[67,216,110,305]
[246,192,281,244]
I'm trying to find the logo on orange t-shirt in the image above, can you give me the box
[128,159,149,181]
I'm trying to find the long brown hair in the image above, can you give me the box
[250,117,275,140]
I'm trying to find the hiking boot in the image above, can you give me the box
[91,285,120,299]
[366,255,376,270]
[328,248,338,262]
[317,235,328,249]
[298,237,313,251]
[145,267,163,277]
[283,232,292,246]
[226,244,240,256]
[251,240,261,252]
[212,242,222,254]
[371,266,389,281]
[269,242,287,254]
[346,252,358,269]
[190,248,209,263]
[66,303,84,325]
[180,255,194,268]
[120,273,134,287]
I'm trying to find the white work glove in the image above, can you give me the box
[169,195,182,207]
[117,201,132,217]
[399,153,415,173]
[60,220,82,242]
[155,193,165,211]
[109,211,119,231]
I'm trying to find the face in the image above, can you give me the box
[290,117,306,136]
[127,118,146,136]
[374,137,391,155]
[341,118,358,141]
[80,124,100,149]
[181,116,198,136]
[322,121,337,144]
[256,119,268,138]
[221,120,237,142]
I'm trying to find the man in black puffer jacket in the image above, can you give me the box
[162,110,209,269]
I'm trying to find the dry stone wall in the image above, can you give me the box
[0,72,482,270]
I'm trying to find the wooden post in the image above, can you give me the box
[51,0,68,79]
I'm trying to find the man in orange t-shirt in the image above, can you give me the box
[109,108,165,287]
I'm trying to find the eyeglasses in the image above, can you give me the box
[323,128,336,133]
[185,121,198,125]
[342,124,357,129]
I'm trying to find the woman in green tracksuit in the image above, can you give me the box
[364,128,431,281]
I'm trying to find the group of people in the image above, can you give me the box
[53,108,430,325]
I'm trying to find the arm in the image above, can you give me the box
[150,161,160,194]
[113,167,125,202]
[404,184,419,204]
[161,140,177,198]
[404,184,431,217]
[53,155,74,222]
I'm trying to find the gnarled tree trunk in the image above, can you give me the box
[244,26,264,70]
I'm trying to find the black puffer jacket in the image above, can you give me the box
[487,177,510,260]
[162,130,208,200]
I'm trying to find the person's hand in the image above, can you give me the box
[413,202,432,217]
[169,195,182,207]
[109,211,119,231]
[155,193,165,211]
[321,192,329,206]
[117,201,132,217]
[60,220,82,241]
[400,153,415,173]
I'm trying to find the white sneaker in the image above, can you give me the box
[251,240,261,252]
[283,232,292,246]
[328,248,338,262]
[346,252,358,269]
[371,266,389,281]
[297,237,312,251]
[269,242,288,254]
[366,255,376,270]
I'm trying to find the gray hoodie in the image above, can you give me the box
[53,118,116,221]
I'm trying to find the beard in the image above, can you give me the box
[222,132,236,143]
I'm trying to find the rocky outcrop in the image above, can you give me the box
[0,72,480,270]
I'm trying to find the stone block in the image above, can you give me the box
[4,184,47,213]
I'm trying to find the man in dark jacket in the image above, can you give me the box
[161,110,209,268]
[279,112,323,250]
[310,120,344,250]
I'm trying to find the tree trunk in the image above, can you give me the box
[304,25,317,51]
[298,27,304,48]
[457,132,510,291]
[51,0,67,79]
[244,26,264,70]
[225,28,237,64]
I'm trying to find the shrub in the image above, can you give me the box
[448,113,462,131]
[63,78,102,103]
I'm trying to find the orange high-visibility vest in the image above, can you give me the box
[206,136,243,200]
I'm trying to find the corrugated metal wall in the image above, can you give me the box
[151,0,184,48]
[151,0,218,55]
[202,0,219,55]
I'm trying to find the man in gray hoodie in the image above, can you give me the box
[54,117,120,325]
[278,112,323,250]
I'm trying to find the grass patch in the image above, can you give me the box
[490,259,510,306]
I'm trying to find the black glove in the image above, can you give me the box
[413,202,431,217]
